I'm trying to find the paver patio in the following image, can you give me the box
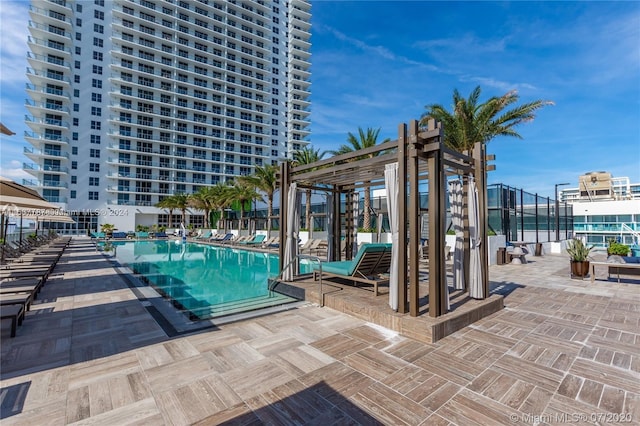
[1,238,638,425]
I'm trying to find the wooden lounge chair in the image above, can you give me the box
[238,234,266,246]
[313,243,392,296]
[1,304,25,337]
[209,233,234,244]
[195,230,212,240]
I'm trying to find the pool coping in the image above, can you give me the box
[99,246,310,337]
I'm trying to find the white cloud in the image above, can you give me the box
[0,160,30,180]
[0,1,30,86]
[459,76,537,93]
[322,25,440,72]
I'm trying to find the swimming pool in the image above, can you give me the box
[108,240,309,320]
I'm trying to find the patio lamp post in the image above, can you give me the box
[555,182,570,241]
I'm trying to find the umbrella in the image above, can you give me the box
[282,183,300,281]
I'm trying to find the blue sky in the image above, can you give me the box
[1,1,639,199]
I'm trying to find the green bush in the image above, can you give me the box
[607,241,629,256]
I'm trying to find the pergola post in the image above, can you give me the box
[427,144,447,317]
[473,142,489,298]
[407,121,420,316]
[332,186,341,261]
[397,123,408,314]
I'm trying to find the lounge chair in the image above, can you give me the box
[261,236,279,249]
[155,231,168,239]
[228,235,251,245]
[195,230,212,240]
[112,232,128,239]
[209,233,234,244]
[1,304,25,337]
[238,234,266,246]
[313,243,392,296]
[136,231,150,239]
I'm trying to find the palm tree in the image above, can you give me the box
[420,86,553,152]
[238,164,279,235]
[188,187,217,229]
[171,193,190,226]
[293,146,327,231]
[228,179,261,232]
[209,182,233,230]
[155,195,179,229]
[330,127,388,230]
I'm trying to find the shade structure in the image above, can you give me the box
[23,209,75,223]
[0,123,16,136]
[468,175,484,299]
[282,183,300,281]
[448,180,465,291]
[385,163,399,311]
[0,176,59,211]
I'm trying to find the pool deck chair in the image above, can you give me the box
[313,243,392,296]
[239,234,266,246]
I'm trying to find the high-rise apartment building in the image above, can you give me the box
[24,0,311,231]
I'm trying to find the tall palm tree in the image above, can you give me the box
[228,179,261,232]
[293,146,327,231]
[171,193,190,226]
[330,127,388,230]
[238,164,279,234]
[420,86,553,152]
[155,195,179,229]
[188,187,216,229]
[209,182,232,230]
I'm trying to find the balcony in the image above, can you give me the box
[29,5,73,27]
[28,36,71,56]
[25,83,70,101]
[23,162,69,174]
[26,68,71,86]
[27,51,71,71]
[28,20,72,41]
[43,196,67,203]
[25,115,70,129]
[22,179,68,189]
[24,131,70,145]
[24,146,70,159]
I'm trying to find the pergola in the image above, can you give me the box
[278,119,491,318]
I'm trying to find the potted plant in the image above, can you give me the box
[566,238,594,277]
[101,223,116,239]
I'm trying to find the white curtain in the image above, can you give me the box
[385,163,399,311]
[282,183,300,281]
[351,192,360,258]
[468,175,483,299]
[448,180,465,291]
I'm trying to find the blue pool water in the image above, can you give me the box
[108,240,309,319]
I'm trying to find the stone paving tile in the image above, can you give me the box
[1,239,639,425]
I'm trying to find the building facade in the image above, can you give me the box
[560,172,640,248]
[24,0,311,231]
